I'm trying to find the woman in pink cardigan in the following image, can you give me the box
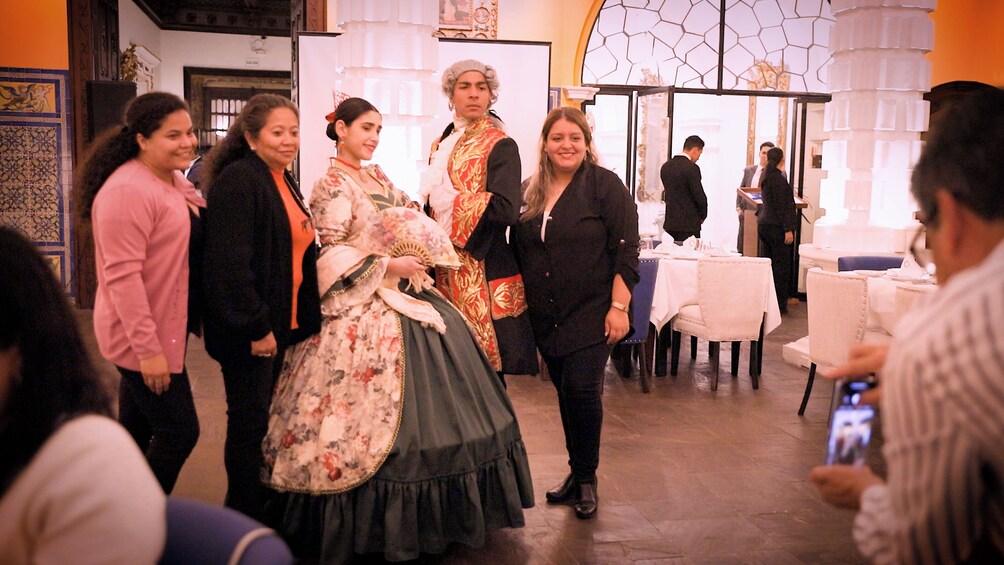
[74,92,203,493]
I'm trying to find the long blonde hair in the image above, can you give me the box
[521,107,598,220]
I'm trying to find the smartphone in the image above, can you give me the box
[825,379,877,466]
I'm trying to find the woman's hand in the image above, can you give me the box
[387,256,428,279]
[251,331,278,359]
[139,353,171,395]
[784,230,794,245]
[604,308,630,344]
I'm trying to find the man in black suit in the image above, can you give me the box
[661,135,707,242]
[737,141,787,253]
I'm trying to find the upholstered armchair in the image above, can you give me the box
[615,257,660,392]
[669,257,772,391]
[158,497,293,565]
[799,268,868,416]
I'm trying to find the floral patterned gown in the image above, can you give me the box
[261,163,534,563]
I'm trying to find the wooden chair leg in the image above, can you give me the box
[645,327,660,379]
[640,340,652,393]
[756,319,765,376]
[709,341,720,391]
[749,339,760,390]
[655,330,669,376]
[670,330,682,376]
[730,341,740,377]
[690,335,698,359]
[798,363,817,415]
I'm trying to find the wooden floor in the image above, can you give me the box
[77,301,870,564]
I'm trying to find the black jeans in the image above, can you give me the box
[117,366,200,493]
[758,223,792,313]
[541,342,611,484]
[216,344,287,522]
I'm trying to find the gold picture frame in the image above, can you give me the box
[746,60,790,164]
[439,0,473,31]
[436,0,497,39]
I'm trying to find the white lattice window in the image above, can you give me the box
[583,0,834,93]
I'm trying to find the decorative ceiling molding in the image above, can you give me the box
[132,0,292,37]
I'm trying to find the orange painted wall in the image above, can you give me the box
[0,0,68,70]
[928,0,1004,87]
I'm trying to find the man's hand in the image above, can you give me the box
[784,230,794,245]
[823,343,889,405]
[810,465,884,510]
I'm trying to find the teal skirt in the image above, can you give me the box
[266,289,534,563]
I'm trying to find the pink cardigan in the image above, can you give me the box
[92,160,196,374]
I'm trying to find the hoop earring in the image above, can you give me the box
[448,101,455,111]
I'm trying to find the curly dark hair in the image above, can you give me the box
[911,88,1004,224]
[325,97,379,142]
[0,226,112,495]
[201,93,299,193]
[73,92,190,220]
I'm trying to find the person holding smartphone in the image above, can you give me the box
[809,89,1004,564]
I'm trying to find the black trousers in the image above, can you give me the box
[541,341,611,484]
[666,229,700,243]
[216,343,287,522]
[117,366,200,493]
[758,223,792,313]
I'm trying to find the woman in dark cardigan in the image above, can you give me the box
[757,146,798,314]
[201,93,320,522]
[514,107,640,520]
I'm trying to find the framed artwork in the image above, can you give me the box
[439,0,472,31]
[436,0,497,39]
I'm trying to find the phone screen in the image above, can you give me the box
[825,380,876,466]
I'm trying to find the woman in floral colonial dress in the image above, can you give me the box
[262,97,534,564]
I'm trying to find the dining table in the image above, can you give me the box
[642,249,784,376]
[856,270,938,335]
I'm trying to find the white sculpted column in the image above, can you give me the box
[809,0,935,253]
[334,0,440,196]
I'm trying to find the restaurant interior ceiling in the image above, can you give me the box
[131,0,291,37]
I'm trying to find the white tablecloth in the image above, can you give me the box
[647,255,784,336]
[863,275,937,334]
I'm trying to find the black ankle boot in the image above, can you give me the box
[574,482,598,519]
[545,474,578,504]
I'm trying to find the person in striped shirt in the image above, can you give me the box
[809,88,1004,564]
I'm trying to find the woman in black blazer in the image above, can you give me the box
[514,107,639,520]
[757,146,798,314]
[201,94,320,521]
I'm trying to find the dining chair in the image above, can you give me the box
[669,257,772,391]
[158,496,293,565]
[893,283,936,328]
[615,257,660,392]
[799,268,868,416]
[836,255,904,272]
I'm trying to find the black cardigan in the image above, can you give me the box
[514,163,640,357]
[202,153,321,357]
[757,167,798,231]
